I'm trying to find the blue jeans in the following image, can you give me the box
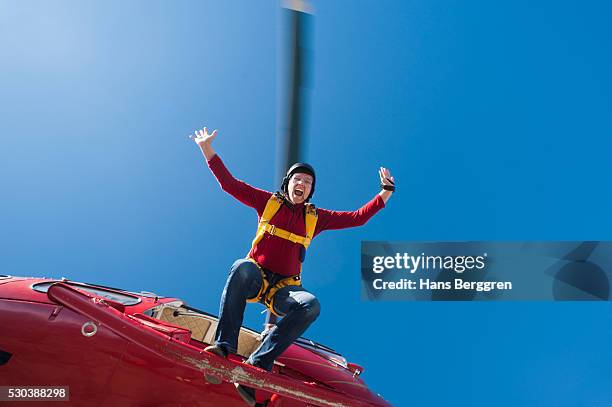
[213,258,321,371]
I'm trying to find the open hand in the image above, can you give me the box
[379,167,395,188]
[190,127,218,148]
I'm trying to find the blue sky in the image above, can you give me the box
[1,1,612,406]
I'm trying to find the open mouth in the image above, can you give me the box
[295,190,304,197]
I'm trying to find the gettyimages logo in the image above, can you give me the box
[372,253,487,274]
[368,251,504,296]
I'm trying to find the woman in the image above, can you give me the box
[192,127,395,406]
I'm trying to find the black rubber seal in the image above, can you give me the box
[0,349,12,365]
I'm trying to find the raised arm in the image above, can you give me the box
[192,127,218,160]
[191,127,270,212]
[315,167,395,234]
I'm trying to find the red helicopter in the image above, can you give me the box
[0,274,391,406]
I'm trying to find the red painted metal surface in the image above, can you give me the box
[0,276,392,407]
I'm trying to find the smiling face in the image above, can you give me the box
[287,172,314,204]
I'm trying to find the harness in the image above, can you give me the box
[246,193,317,316]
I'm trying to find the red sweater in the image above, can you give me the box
[208,154,385,277]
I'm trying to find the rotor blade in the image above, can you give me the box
[277,0,313,184]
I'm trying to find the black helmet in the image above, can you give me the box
[281,162,316,201]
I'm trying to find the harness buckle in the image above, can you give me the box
[268,224,276,235]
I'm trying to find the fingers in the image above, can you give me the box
[379,167,394,185]
[190,126,216,141]
[190,130,201,141]
[193,127,218,138]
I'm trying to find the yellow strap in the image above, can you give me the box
[304,203,317,249]
[245,258,269,304]
[250,195,283,250]
[245,258,301,317]
[246,196,314,316]
[263,223,312,246]
[250,195,318,252]
[264,274,301,316]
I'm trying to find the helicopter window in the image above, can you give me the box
[31,282,141,306]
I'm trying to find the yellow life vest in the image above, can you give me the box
[246,193,318,316]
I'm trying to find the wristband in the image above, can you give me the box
[381,184,396,192]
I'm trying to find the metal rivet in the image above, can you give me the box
[81,321,98,337]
